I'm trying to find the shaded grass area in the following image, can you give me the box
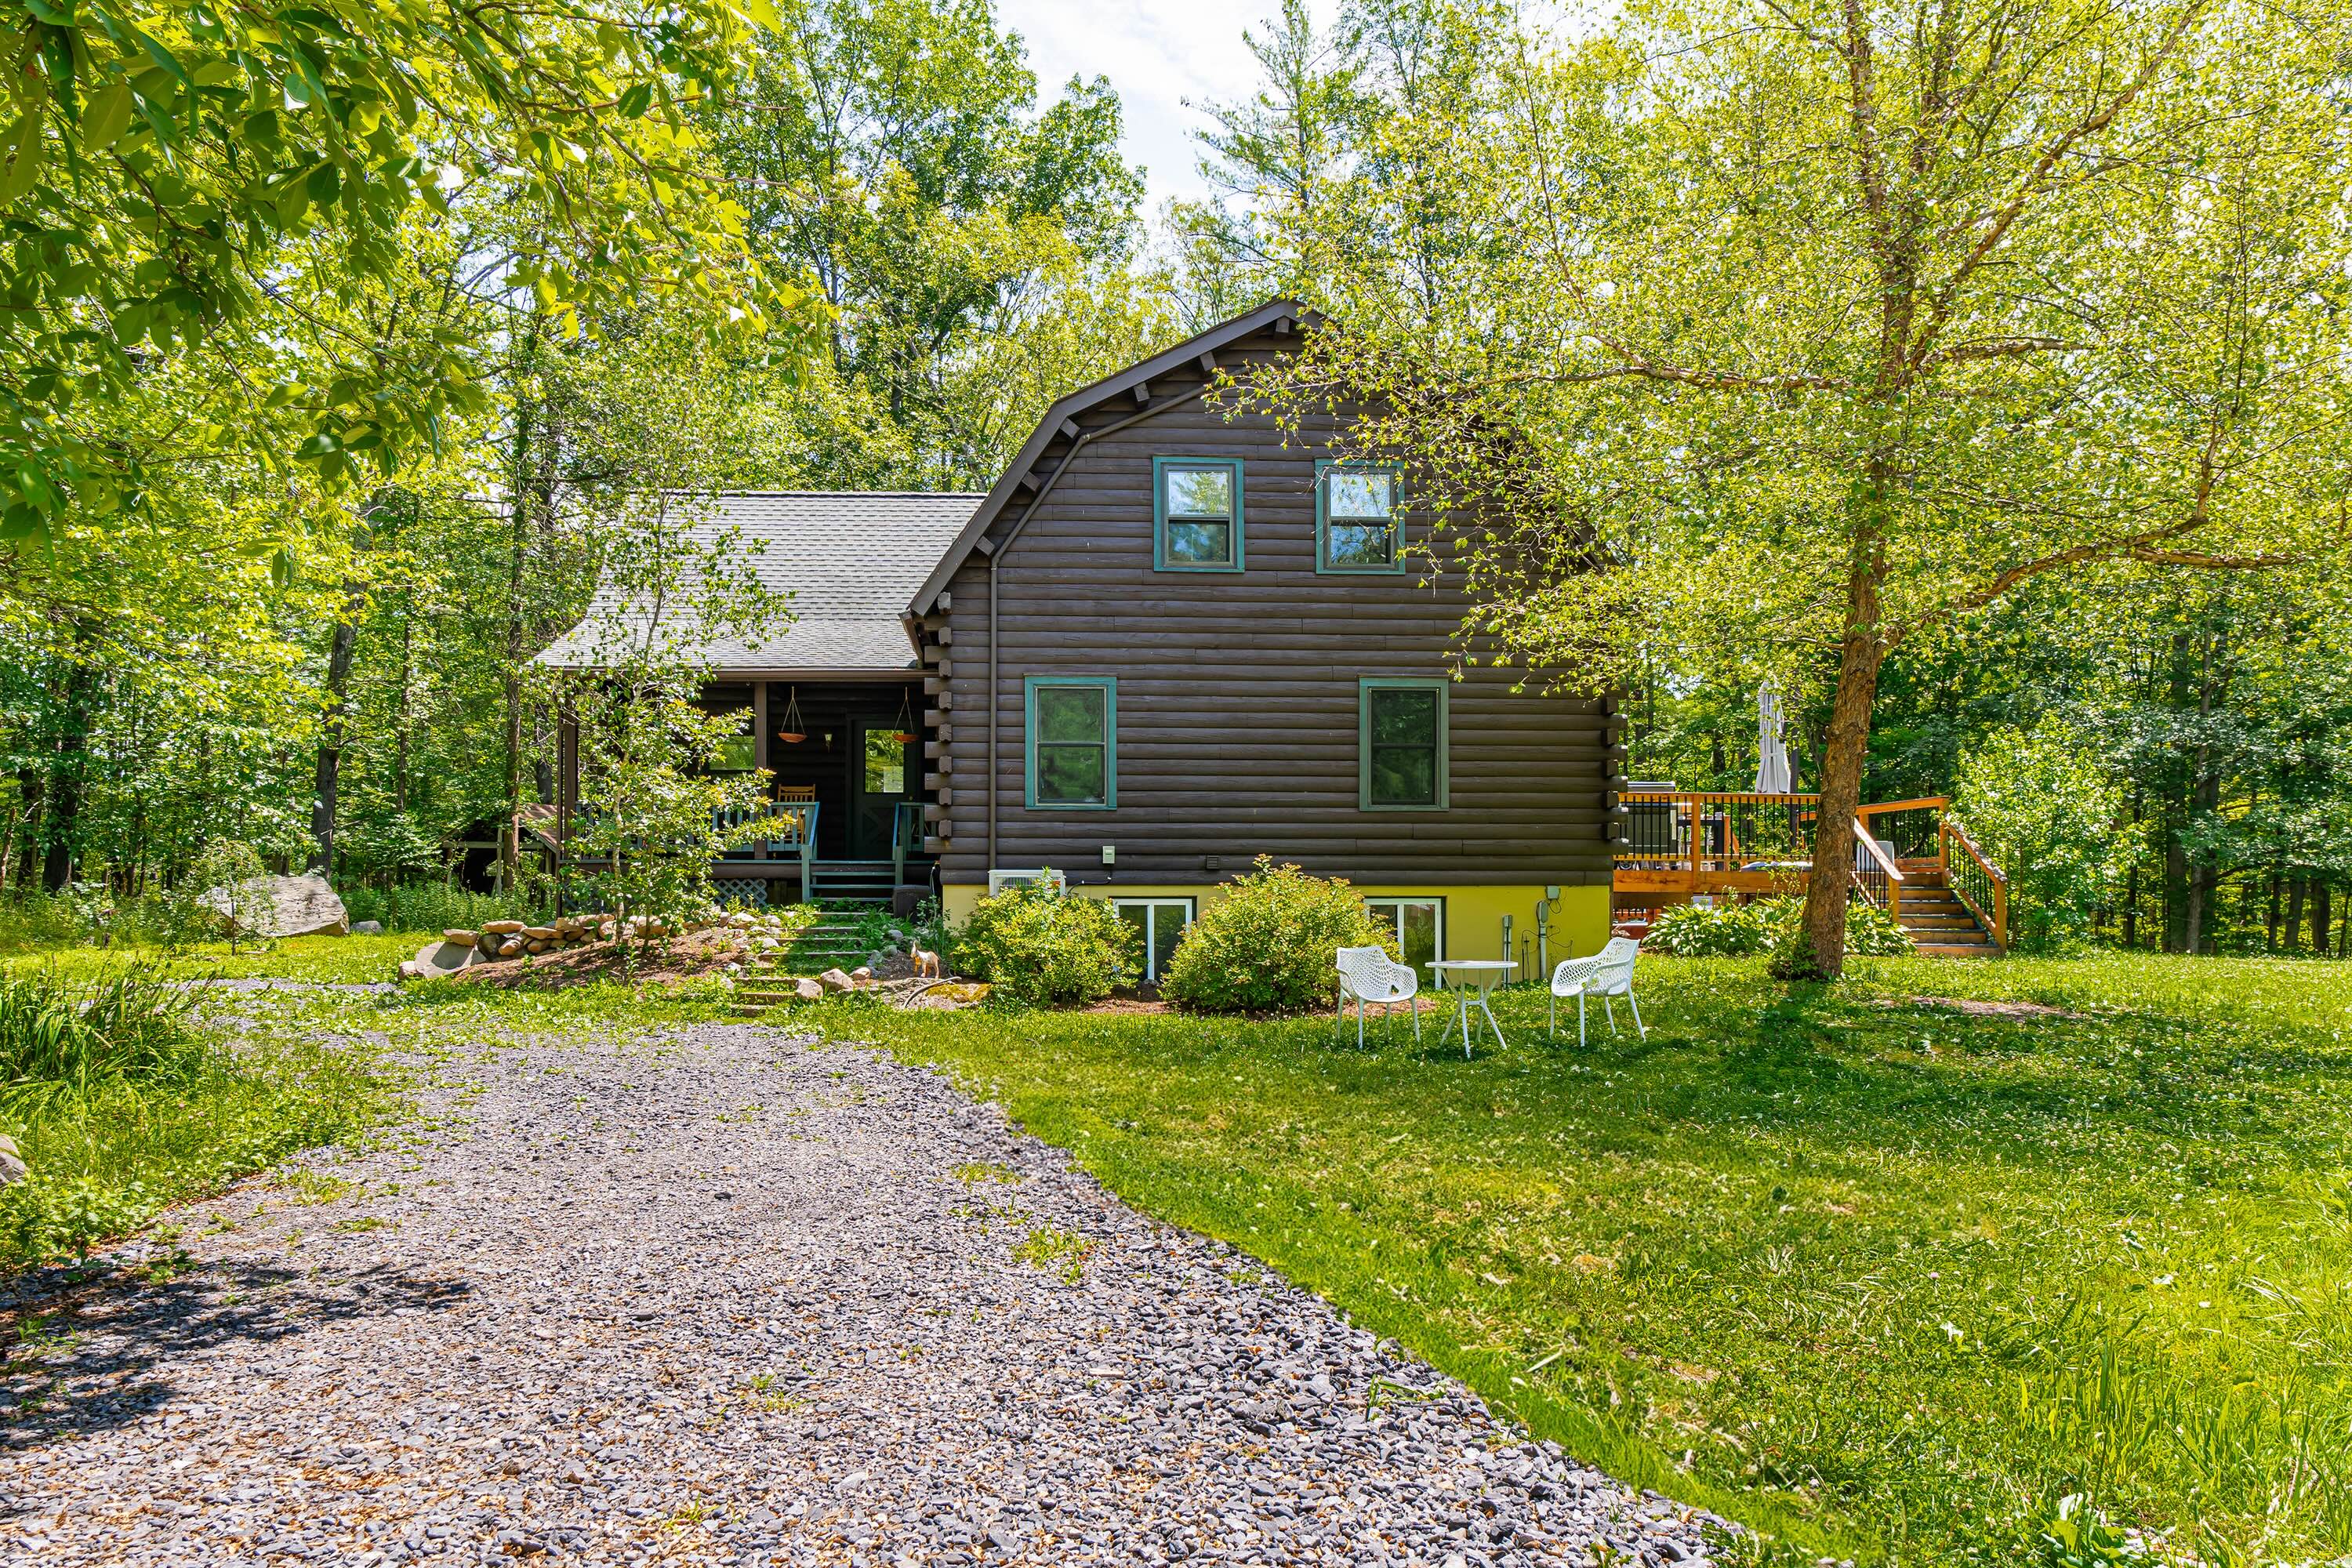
[0,967,404,1271]
[806,953,2352,1566]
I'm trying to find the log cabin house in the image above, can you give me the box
[540,300,1628,975]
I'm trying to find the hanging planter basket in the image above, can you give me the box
[777,687,808,745]
[890,690,919,745]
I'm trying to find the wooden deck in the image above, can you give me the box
[1613,792,2009,953]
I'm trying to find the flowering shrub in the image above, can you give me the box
[1160,857,1395,1014]
[954,878,1137,1006]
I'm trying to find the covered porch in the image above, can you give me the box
[701,678,936,905]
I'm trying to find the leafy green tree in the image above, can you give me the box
[1955,718,2133,952]
[710,0,1162,485]
[1233,0,2352,975]
[1,0,816,533]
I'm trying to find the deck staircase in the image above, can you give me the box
[1896,869,1998,958]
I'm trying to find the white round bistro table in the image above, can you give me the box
[1428,960,1517,1058]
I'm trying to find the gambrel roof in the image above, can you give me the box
[535,300,1308,675]
[904,298,1308,616]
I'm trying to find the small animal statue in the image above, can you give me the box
[911,947,942,979]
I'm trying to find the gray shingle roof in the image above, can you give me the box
[535,492,981,674]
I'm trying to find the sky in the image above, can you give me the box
[996,0,1312,215]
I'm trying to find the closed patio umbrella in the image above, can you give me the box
[1754,684,1794,794]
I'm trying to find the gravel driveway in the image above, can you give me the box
[3,1024,1726,1566]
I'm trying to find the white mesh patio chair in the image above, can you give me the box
[1548,937,1646,1046]
[1335,946,1420,1047]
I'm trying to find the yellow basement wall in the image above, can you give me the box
[939,882,1613,969]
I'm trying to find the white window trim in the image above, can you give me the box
[1112,896,1197,982]
[1364,895,1446,966]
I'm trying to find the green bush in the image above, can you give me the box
[1643,900,1774,956]
[1647,896,1914,960]
[0,891,97,953]
[339,883,541,935]
[1160,856,1396,1014]
[1837,898,1917,956]
[954,877,1137,1007]
[0,966,209,1118]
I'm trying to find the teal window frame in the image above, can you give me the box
[1152,456,1246,572]
[1359,677,1449,810]
[1316,460,1404,574]
[1024,676,1117,810]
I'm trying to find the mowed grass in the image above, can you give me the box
[814,953,2352,1566]
[2,931,427,985]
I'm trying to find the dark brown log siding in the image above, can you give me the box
[938,330,1612,887]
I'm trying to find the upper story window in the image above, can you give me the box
[1359,677,1449,809]
[1025,676,1117,809]
[1154,456,1244,572]
[1319,463,1402,572]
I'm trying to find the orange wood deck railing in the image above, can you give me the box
[1613,792,2009,948]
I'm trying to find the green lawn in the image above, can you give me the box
[2,930,427,985]
[807,953,2352,1566]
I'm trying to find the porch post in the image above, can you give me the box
[557,702,578,915]
[753,680,771,863]
[754,681,771,781]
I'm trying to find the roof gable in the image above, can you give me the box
[904,298,1309,616]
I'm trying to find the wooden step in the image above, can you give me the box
[1914,943,1998,958]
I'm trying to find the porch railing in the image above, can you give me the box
[1618,792,1820,877]
[891,800,926,890]
[717,800,818,902]
[1849,815,1906,922]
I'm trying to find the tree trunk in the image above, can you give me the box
[1796,545,1889,979]
[394,617,412,814]
[13,768,42,891]
[2162,816,2189,952]
[2313,880,2333,956]
[2283,877,2305,953]
[42,626,100,893]
[310,580,364,874]
[2121,784,2142,947]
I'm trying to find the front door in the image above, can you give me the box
[850,717,914,859]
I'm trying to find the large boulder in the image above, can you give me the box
[198,872,349,938]
[412,938,487,977]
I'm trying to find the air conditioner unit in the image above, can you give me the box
[987,867,1068,895]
